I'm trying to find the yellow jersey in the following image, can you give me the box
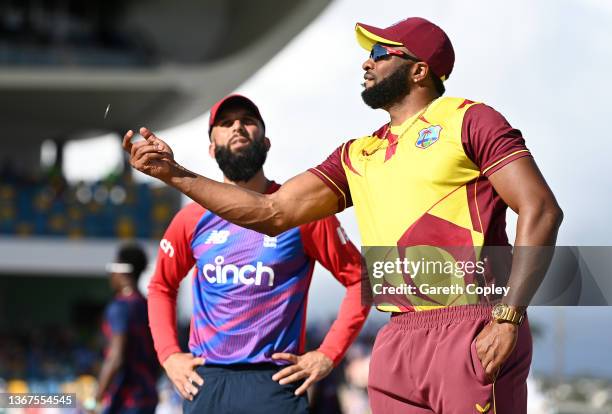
[310,97,531,312]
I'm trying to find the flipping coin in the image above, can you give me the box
[104,104,111,119]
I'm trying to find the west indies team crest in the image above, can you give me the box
[415,125,442,149]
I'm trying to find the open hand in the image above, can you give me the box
[271,350,333,396]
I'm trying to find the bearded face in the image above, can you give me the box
[361,62,411,109]
[214,134,268,182]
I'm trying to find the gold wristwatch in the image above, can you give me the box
[492,304,525,325]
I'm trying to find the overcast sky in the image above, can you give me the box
[66,0,612,338]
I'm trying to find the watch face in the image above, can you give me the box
[493,306,505,318]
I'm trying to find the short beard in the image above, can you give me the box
[361,63,411,109]
[214,135,268,182]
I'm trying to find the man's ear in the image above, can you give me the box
[209,141,216,159]
[412,62,430,84]
[264,137,271,151]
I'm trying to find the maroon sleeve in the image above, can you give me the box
[299,216,370,366]
[148,203,202,364]
[462,104,532,177]
[307,141,354,211]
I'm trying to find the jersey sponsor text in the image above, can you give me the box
[202,255,275,286]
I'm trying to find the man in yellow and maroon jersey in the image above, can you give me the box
[122,17,563,414]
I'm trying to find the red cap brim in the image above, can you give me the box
[208,95,265,135]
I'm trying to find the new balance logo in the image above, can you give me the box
[205,230,230,244]
[263,235,277,248]
[202,256,275,286]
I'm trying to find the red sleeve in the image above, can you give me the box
[148,202,203,364]
[462,103,532,177]
[307,141,354,212]
[299,216,369,366]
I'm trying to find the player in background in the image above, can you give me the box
[91,244,159,414]
[147,95,370,414]
[123,17,563,413]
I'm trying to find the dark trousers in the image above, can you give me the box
[183,363,310,414]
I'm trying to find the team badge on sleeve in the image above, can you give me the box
[416,125,442,149]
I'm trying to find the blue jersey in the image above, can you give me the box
[149,182,367,366]
[102,292,158,410]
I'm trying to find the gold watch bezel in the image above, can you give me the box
[492,304,524,325]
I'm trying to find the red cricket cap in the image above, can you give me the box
[355,17,455,81]
[208,94,265,135]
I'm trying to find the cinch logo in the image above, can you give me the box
[202,256,275,286]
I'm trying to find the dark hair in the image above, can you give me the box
[116,243,148,281]
[431,73,446,96]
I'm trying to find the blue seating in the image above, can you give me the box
[0,176,179,239]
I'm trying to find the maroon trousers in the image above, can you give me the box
[368,306,532,414]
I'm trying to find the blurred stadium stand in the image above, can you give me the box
[0,164,179,240]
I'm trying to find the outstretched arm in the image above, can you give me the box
[123,127,339,235]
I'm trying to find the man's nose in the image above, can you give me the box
[362,57,374,71]
[231,119,246,132]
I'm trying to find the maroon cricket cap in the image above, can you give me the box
[355,17,455,81]
[208,94,265,135]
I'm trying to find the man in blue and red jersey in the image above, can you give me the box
[93,244,159,414]
[147,95,369,413]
